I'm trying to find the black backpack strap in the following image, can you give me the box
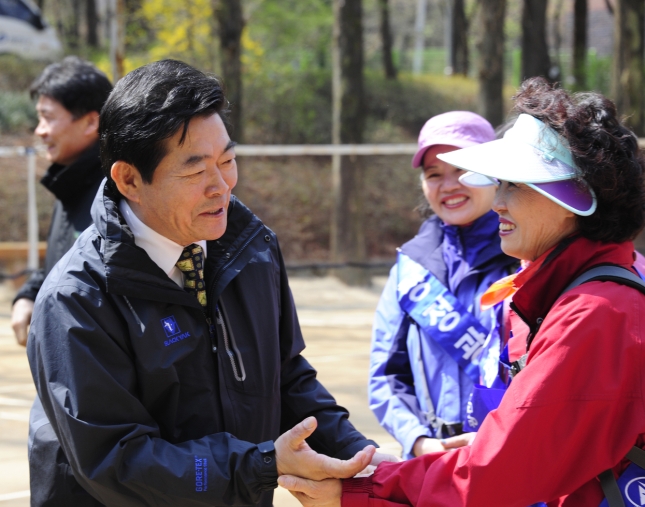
[626,446,645,469]
[562,265,645,296]
[598,447,645,507]
[598,469,625,507]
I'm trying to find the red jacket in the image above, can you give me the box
[344,237,645,507]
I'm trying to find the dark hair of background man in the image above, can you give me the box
[99,59,229,188]
[29,56,113,118]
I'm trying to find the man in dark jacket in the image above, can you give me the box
[27,59,383,507]
[11,56,112,346]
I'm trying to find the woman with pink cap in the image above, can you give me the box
[278,78,645,507]
[368,111,517,460]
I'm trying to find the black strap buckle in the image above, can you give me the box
[440,422,464,438]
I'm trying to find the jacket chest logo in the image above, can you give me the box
[161,315,191,346]
[161,316,180,337]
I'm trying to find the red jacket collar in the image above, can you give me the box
[511,236,636,330]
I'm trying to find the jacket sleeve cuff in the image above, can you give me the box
[255,440,279,490]
[333,439,379,460]
[342,477,373,507]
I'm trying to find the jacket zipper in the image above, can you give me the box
[509,301,544,352]
[210,225,264,293]
[208,224,263,382]
[216,305,246,381]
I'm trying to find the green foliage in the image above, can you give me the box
[0,92,37,133]
[141,0,216,71]
[0,55,47,92]
[245,0,332,74]
[244,68,507,145]
[244,68,332,144]
[585,51,611,96]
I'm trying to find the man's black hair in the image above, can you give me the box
[30,56,112,118]
[99,59,229,187]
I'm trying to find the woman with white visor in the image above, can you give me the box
[278,78,645,507]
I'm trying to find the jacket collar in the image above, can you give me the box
[400,211,515,287]
[41,142,103,204]
[511,236,637,330]
[91,181,265,307]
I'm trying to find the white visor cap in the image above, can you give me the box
[436,114,597,216]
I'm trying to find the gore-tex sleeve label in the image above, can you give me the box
[195,456,208,492]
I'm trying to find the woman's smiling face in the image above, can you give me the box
[421,145,496,226]
[493,181,579,260]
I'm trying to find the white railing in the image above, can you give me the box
[235,144,417,156]
[0,146,39,271]
[2,140,645,274]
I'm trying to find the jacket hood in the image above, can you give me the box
[41,142,103,204]
[400,211,515,287]
[90,180,267,307]
[512,236,636,329]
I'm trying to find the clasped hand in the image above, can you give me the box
[275,417,400,506]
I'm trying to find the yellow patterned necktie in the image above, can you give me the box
[176,244,207,309]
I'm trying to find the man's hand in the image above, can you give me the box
[278,475,342,507]
[275,417,376,481]
[11,298,34,347]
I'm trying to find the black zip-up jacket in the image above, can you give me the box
[14,142,103,303]
[27,181,375,506]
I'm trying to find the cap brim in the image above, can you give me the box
[412,138,485,168]
[459,171,497,187]
[527,180,597,216]
[436,139,577,183]
[459,166,597,216]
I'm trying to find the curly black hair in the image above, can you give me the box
[512,77,645,243]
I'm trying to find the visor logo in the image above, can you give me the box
[624,477,645,506]
[161,316,180,337]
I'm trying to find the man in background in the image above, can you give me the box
[11,56,112,346]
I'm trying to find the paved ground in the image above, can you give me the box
[0,276,401,507]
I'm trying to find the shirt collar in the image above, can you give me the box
[119,199,207,278]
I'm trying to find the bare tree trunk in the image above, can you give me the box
[67,0,81,49]
[331,0,368,286]
[521,0,551,80]
[86,0,99,47]
[379,0,397,79]
[108,0,125,80]
[413,0,427,74]
[572,0,587,89]
[611,0,645,136]
[478,0,506,127]
[214,0,244,142]
[451,0,469,75]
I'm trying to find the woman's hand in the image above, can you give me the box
[278,475,342,507]
[441,432,476,449]
[413,432,476,456]
[412,436,445,456]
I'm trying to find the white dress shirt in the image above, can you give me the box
[119,199,207,288]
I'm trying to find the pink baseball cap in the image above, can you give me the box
[412,111,496,168]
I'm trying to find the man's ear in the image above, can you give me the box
[82,111,100,137]
[111,161,144,203]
